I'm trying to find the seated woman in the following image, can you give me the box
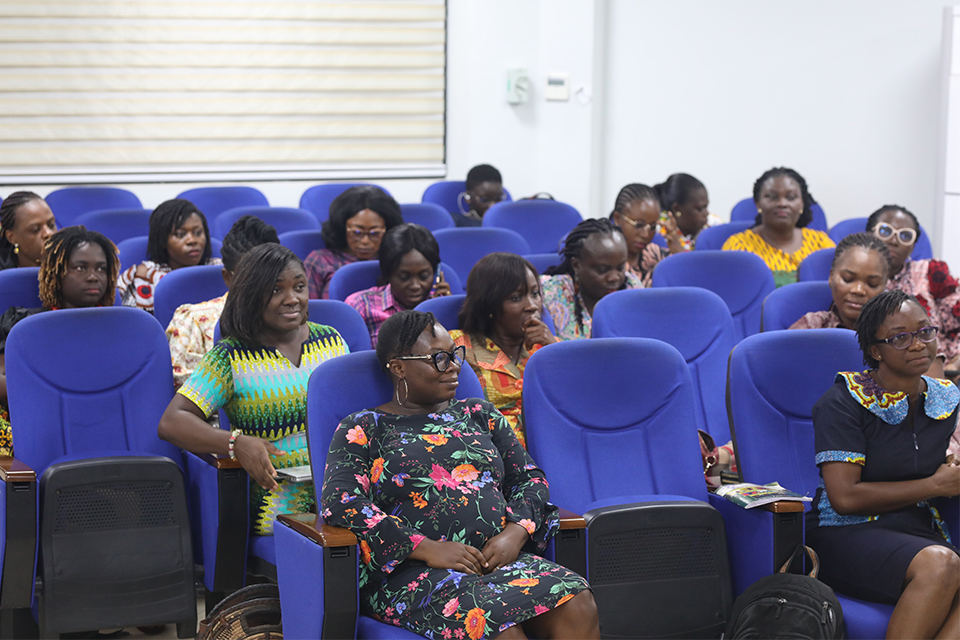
[867,204,960,378]
[655,173,720,252]
[449,253,557,448]
[0,191,58,270]
[321,310,599,640]
[541,218,641,340]
[118,198,219,313]
[305,185,404,299]
[0,226,119,455]
[722,167,835,287]
[790,233,891,330]
[609,183,667,285]
[806,289,959,639]
[345,223,450,347]
[158,244,348,535]
[453,164,506,227]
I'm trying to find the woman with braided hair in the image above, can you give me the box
[0,225,119,455]
[609,183,669,286]
[541,218,641,340]
[0,191,58,270]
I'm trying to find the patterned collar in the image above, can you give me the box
[838,370,960,424]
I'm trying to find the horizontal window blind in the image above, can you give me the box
[0,1,446,184]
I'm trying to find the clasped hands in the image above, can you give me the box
[409,522,530,575]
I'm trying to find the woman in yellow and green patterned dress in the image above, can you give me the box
[159,243,347,535]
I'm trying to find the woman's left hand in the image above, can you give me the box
[432,270,451,298]
[480,522,529,574]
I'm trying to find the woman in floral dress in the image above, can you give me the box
[320,310,598,639]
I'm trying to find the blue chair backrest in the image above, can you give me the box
[421,180,513,215]
[299,183,390,223]
[75,208,152,245]
[761,281,834,331]
[305,350,485,476]
[433,228,531,283]
[176,186,268,220]
[482,200,582,254]
[652,251,775,341]
[116,236,222,273]
[730,197,828,232]
[46,187,142,227]
[415,295,465,331]
[524,338,706,516]
[592,288,735,443]
[0,267,42,312]
[278,230,326,262]
[727,329,862,493]
[212,206,319,240]
[328,260,463,302]
[797,247,835,282]
[522,253,561,274]
[307,300,372,353]
[400,203,454,231]
[153,264,228,329]
[694,221,754,251]
[5,307,179,474]
[829,216,934,261]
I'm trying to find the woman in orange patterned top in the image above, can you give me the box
[722,167,834,287]
[450,253,557,448]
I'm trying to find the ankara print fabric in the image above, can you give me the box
[721,227,835,287]
[320,399,589,638]
[178,321,348,535]
[886,259,960,369]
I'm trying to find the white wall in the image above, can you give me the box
[940,6,960,270]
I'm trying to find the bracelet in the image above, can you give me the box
[228,429,243,460]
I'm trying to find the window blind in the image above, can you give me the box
[0,1,446,183]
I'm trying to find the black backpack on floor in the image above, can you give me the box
[725,546,845,639]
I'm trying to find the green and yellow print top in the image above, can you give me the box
[721,227,835,287]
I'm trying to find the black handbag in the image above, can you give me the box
[197,584,282,640]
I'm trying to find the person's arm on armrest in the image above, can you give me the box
[822,460,960,517]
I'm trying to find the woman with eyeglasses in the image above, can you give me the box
[320,310,599,640]
[867,205,959,379]
[346,223,451,348]
[806,290,959,640]
[722,167,835,287]
[609,183,669,286]
[304,185,404,299]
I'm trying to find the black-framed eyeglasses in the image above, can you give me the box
[346,227,386,241]
[876,326,938,350]
[392,345,466,372]
[873,222,917,246]
[616,213,659,233]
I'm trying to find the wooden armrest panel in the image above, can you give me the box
[194,452,243,470]
[278,513,358,547]
[557,507,585,530]
[762,500,806,513]
[0,456,35,482]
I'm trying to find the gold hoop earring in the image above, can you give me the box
[396,378,409,406]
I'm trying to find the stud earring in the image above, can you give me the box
[675,212,682,218]
[13,244,19,255]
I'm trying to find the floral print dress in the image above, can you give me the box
[320,399,590,639]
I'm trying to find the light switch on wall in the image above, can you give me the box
[506,68,530,104]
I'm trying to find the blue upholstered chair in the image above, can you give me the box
[797,247,835,282]
[212,206,319,240]
[694,221,754,251]
[115,235,223,273]
[421,180,512,215]
[829,217,934,261]
[176,186,268,220]
[74,208,152,244]
[45,187,142,227]
[592,288,736,443]
[399,202,454,231]
[433,228,531,283]
[523,338,733,638]
[299,183,390,223]
[274,350,485,640]
[153,264,228,330]
[522,252,561,274]
[730,197,828,232]
[760,281,834,331]
[652,250,775,341]
[482,200,582,254]
[308,299,372,353]
[0,267,42,313]
[328,260,463,302]
[2,308,195,637]
[278,230,325,262]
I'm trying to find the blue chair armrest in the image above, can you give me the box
[0,456,37,609]
[275,513,358,640]
[184,451,249,594]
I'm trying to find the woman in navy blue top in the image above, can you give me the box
[807,290,959,639]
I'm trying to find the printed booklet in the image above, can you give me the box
[715,482,812,509]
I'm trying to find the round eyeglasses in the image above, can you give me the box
[392,345,466,372]
[616,213,659,233]
[873,222,917,247]
[876,326,938,350]
[346,227,386,241]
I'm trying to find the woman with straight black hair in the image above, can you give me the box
[118,198,218,313]
[159,243,348,535]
